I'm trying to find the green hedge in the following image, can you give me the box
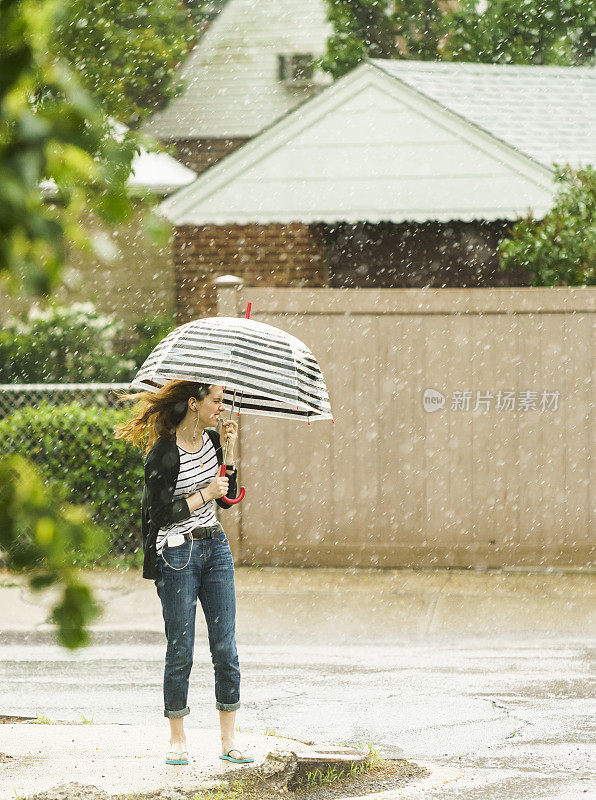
[0,302,176,383]
[0,402,144,565]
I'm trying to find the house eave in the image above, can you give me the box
[163,208,549,227]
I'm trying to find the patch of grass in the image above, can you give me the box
[35,715,55,725]
[32,714,96,725]
[294,741,383,790]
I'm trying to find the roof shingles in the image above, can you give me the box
[370,60,596,169]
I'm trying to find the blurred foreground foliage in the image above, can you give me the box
[322,0,596,78]
[0,302,175,382]
[0,455,106,648]
[0,0,160,648]
[499,166,596,286]
[0,403,143,567]
[1,0,139,295]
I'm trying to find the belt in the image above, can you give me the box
[188,524,222,541]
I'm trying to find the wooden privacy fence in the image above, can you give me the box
[216,287,595,569]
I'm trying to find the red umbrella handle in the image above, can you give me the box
[218,463,246,505]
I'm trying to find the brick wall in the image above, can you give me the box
[171,138,250,174]
[318,220,532,288]
[174,223,329,323]
[173,219,532,323]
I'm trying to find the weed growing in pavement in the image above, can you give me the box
[32,714,96,725]
[294,741,383,790]
[298,742,382,788]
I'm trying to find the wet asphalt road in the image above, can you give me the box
[0,567,594,799]
[1,632,594,799]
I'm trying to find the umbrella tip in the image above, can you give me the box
[331,418,335,423]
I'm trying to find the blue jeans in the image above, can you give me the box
[154,523,241,718]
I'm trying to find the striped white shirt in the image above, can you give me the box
[156,430,219,554]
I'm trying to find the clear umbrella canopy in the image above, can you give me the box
[129,316,333,422]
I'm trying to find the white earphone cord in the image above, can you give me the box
[161,535,193,571]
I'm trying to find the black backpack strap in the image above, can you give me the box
[205,427,238,507]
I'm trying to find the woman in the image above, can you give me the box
[114,379,253,767]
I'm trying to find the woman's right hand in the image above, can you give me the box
[206,475,229,500]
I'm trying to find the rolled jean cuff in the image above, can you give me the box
[164,706,190,718]
[216,700,241,712]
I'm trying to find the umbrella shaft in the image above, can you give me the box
[223,389,242,463]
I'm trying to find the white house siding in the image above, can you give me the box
[143,0,333,141]
[161,67,555,226]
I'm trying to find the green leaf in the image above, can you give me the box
[0,44,32,95]
[29,570,59,589]
[49,580,102,650]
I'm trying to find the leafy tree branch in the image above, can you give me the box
[499,166,596,286]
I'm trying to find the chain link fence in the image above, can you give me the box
[0,383,131,420]
[0,383,140,556]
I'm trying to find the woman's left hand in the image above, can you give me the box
[220,417,238,453]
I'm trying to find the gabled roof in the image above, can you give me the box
[142,0,332,141]
[371,60,596,170]
[160,61,566,226]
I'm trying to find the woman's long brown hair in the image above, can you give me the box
[113,380,212,456]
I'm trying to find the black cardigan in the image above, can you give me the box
[141,429,238,580]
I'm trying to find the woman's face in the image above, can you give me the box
[194,385,225,427]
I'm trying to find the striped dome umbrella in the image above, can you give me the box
[128,304,333,505]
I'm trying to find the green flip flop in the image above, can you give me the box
[166,748,189,765]
[220,747,254,764]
